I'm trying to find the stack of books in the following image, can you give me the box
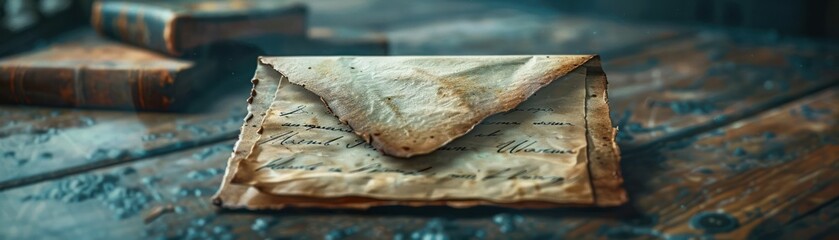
[0,0,388,111]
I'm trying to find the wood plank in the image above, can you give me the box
[0,141,238,239]
[567,87,839,239]
[750,199,839,239]
[1,87,835,240]
[605,31,839,150]
[0,75,250,188]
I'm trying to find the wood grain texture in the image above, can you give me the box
[606,31,839,150]
[0,140,238,239]
[1,87,834,240]
[566,87,839,239]
[752,199,839,240]
[0,76,249,188]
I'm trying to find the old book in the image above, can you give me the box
[214,56,625,209]
[91,0,307,56]
[0,30,214,110]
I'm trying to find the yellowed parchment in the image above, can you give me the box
[215,56,625,209]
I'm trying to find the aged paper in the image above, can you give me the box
[214,56,625,209]
[257,56,593,157]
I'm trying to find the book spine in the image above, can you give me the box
[91,1,177,55]
[0,66,179,111]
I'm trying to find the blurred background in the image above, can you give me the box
[547,0,838,40]
[2,0,837,57]
[1,0,837,239]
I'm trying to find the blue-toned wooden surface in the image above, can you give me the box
[1,86,835,240]
[1,0,838,239]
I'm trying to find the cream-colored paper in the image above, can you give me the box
[258,56,592,157]
[214,56,625,209]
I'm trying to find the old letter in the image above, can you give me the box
[214,56,625,209]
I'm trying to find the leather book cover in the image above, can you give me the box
[91,0,307,56]
[0,29,215,111]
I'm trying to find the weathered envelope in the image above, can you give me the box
[214,56,625,209]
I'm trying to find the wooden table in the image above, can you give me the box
[1,1,837,239]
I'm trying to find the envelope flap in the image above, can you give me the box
[259,55,594,157]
